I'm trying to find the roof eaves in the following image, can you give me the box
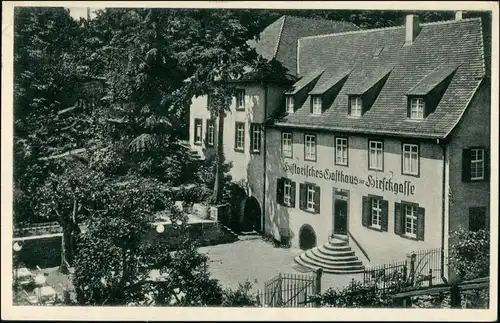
[270,122,445,140]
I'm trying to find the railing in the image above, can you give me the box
[13,222,62,238]
[363,248,443,291]
[256,271,321,307]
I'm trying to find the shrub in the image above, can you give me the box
[222,280,259,307]
[449,228,490,281]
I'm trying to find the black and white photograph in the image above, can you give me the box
[1,1,498,321]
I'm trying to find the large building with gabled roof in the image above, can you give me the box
[189,12,491,281]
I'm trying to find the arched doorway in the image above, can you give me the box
[299,224,316,250]
[241,196,262,233]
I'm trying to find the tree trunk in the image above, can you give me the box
[212,110,225,204]
[56,209,71,274]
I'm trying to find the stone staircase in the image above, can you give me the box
[294,238,365,274]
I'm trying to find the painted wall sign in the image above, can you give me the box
[284,162,415,196]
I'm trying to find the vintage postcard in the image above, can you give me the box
[1,1,498,321]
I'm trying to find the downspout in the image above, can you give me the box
[262,80,268,233]
[440,139,449,284]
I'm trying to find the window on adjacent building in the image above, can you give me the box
[250,123,262,154]
[470,148,485,180]
[469,207,487,232]
[462,147,489,182]
[410,98,425,120]
[194,119,203,145]
[402,143,419,176]
[234,122,245,151]
[277,178,295,208]
[350,96,362,117]
[362,196,388,231]
[312,96,322,115]
[235,89,245,110]
[206,119,215,147]
[304,134,316,161]
[369,140,384,171]
[394,202,425,241]
[335,137,348,166]
[286,96,294,114]
[282,132,293,158]
[299,183,320,213]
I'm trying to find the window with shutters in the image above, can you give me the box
[362,195,388,232]
[335,137,348,166]
[312,96,322,115]
[410,98,425,120]
[350,96,362,117]
[404,204,418,238]
[282,132,293,158]
[286,96,294,114]
[234,122,245,151]
[304,134,316,161]
[235,89,245,110]
[470,148,485,180]
[299,183,320,213]
[394,202,425,241]
[463,147,489,182]
[369,140,384,171]
[250,123,261,154]
[194,119,203,145]
[469,207,487,232]
[402,143,419,176]
[277,178,295,207]
[306,184,315,212]
[206,119,215,147]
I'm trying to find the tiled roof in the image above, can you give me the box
[272,18,487,139]
[248,16,359,77]
[310,68,352,95]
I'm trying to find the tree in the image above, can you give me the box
[72,178,224,306]
[449,228,490,281]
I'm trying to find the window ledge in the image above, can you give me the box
[234,148,245,153]
[398,234,421,242]
[335,162,349,167]
[402,172,420,178]
[194,141,202,146]
[367,226,384,233]
[250,150,261,155]
[347,115,362,119]
[368,167,383,172]
[302,208,317,215]
[405,118,424,122]
[235,107,245,111]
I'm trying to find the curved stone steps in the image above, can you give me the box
[294,239,365,274]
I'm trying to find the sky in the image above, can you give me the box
[67,7,101,20]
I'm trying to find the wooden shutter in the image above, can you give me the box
[290,181,296,208]
[234,123,238,149]
[381,199,389,232]
[416,207,425,241]
[314,185,321,214]
[299,183,306,210]
[469,207,486,232]
[205,120,209,144]
[394,202,403,235]
[462,148,471,182]
[484,148,490,181]
[249,124,254,151]
[276,178,284,205]
[347,96,352,115]
[361,196,371,227]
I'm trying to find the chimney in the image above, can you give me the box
[86,7,91,20]
[455,11,463,20]
[404,14,421,46]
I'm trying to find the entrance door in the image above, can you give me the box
[333,199,348,237]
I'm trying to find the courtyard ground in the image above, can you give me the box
[198,238,363,293]
[21,238,362,304]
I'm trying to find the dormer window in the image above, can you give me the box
[410,98,424,120]
[350,96,362,117]
[286,96,294,114]
[312,96,322,115]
